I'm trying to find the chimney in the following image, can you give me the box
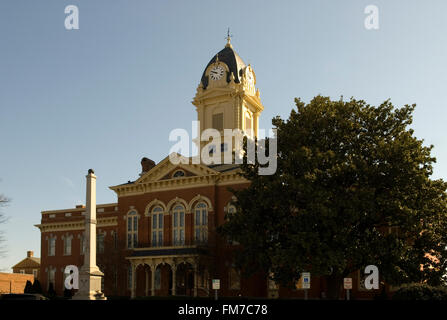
[141,157,156,174]
[27,251,33,258]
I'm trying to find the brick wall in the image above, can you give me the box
[0,273,34,294]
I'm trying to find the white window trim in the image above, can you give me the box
[194,202,208,244]
[97,232,106,254]
[151,206,164,247]
[62,234,73,256]
[47,235,56,257]
[126,210,139,249]
[172,205,185,246]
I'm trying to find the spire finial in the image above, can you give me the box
[225,28,233,48]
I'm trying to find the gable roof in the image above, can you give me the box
[12,257,40,269]
[136,154,219,184]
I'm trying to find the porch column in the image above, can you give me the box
[145,267,149,296]
[151,264,156,296]
[193,264,198,297]
[131,263,136,299]
[171,264,177,296]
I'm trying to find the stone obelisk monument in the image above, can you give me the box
[73,169,107,300]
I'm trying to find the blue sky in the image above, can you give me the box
[1,0,447,271]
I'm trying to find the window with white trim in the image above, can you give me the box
[127,211,138,249]
[48,268,55,289]
[63,236,72,256]
[172,205,185,246]
[194,202,208,244]
[80,234,85,255]
[151,206,164,247]
[48,237,56,256]
[97,233,105,254]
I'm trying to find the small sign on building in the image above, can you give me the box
[301,272,311,289]
[344,278,352,290]
[212,279,220,290]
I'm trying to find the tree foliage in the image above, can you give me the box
[392,283,447,300]
[219,96,447,298]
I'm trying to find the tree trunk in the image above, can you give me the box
[326,274,343,300]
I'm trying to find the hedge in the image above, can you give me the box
[392,283,447,300]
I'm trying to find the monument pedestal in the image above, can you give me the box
[73,267,107,300]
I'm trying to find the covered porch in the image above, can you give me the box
[127,246,211,298]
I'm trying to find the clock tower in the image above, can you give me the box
[192,35,265,160]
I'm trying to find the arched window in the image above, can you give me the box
[194,202,208,244]
[172,205,185,246]
[127,211,138,249]
[151,206,164,247]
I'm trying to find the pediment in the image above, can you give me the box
[135,153,219,184]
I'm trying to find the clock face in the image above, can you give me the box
[210,66,225,81]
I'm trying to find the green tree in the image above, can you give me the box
[219,96,447,299]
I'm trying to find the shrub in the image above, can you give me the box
[24,280,34,294]
[63,288,73,298]
[392,283,447,300]
[32,279,43,294]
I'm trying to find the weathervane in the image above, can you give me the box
[225,28,233,47]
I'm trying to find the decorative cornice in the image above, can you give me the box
[110,165,246,197]
[35,216,118,233]
[41,203,117,215]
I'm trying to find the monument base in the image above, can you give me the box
[72,268,107,300]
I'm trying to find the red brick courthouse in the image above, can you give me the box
[36,38,380,299]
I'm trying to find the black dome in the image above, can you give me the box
[200,45,246,89]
